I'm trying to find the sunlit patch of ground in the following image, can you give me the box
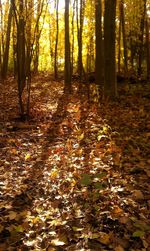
[0,75,150,250]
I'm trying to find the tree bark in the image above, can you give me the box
[64,0,72,93]
[120,0,128,76]
[145,14,150,80]
[76,0,85,80]
[138,0,147,78]
[95,0,103,85]
[54,0,59,79]
[1,2,13,79]
[104,0,117,98]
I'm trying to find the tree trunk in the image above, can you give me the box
[145,15,150,80]
[0,0,2,76]
[71,0,76,75]
[54,0,59,79]
[76,0,85,80]
[120,0,128,76]
[12,16,17,78]
[95,0,103,85]
[64,0,72,93]
[118,10,121,74]
[104,0,117,98]
[1,2,13,79]
[138,0,146,78]
[12,0,26,116]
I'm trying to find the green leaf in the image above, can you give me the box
[15,225,24,233]
[94,172,107,179]
[94,182,103,189]
[80,174,92,186]
[132,230,145,237]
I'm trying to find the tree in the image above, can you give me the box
[64,0,72,93]
[76,0,85,80]
[95,0,103,86]
[1,2,13,79]
[104,0,117,98]
[33,0,44,73]
[119,0,128,76]
[54,0,59,79]
[145,13,150,80]
[12,0,26,116]
[138,0,147,77]
[71,0,76,75]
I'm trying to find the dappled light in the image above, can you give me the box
[0,75,150,250]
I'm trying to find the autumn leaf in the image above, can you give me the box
[7,211,17,220]
[98,232,111,245]
[25,153,31,160]
[132,230,145,238]
[80,174,92,186]
[15,225,24,233]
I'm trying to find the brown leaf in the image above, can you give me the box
[98,232,111,245]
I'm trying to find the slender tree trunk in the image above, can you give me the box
[145,15,150,80]
[34,26,39,73]
[104,0,117,98]
[64,0,72,93]
[76,0,85,80]
[138,0,147,78]
[95,0,103,85]
[120,0,128,76]
[26,0,34,116]
[130,35,134,72]
[1,3,13,79]
[12,16,17,77]
[0,0,2,76]
[33,0,46,73]
[12,0,26,116]
[33,0,41,73]
[118,13,121,74]
[71,0,75,75]
[54,0,59,79]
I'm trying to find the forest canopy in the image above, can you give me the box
[0,0,149,75]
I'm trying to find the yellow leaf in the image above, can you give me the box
[71,179,77,187]
[25,153,31,160]
[72,226,84,232]
[32,216,39,224]
[78,132,84,140]
[50,170,58,179]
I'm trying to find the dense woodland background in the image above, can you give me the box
[0,0,150,115]
[0,1,150,250]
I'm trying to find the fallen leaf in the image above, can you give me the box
[132,190,144,201]
[51,234,68,246]
[8,211,17,220]
[132,230,145,237]
[114,245,125,251]
[25,153,31,160]
[98,232,111,245]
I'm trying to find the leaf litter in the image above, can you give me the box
[0,75,150,250]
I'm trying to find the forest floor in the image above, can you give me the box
[0,74,150,251]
